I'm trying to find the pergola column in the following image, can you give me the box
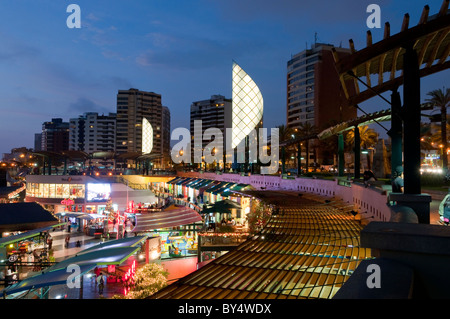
[354,126,361,179]
[390,89,403,177]
[402,44,421,195]
[338,133,344,177]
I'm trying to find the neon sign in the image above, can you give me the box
[61,198,75,205]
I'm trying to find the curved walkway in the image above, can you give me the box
[151,191,372,299]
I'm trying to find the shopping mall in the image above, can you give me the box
[24,175,157,215]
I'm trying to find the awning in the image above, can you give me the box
[47,246,140,272]
[166,176,184,184]
[56,212,106,220]
[205,182,230,194]
[1,236,143,296]
[1,264,95,296]
[132,207,203,232]
[185,179,202,187]
[199,181,221,193]
[192,179,213,190]
[178,178,194,185]
[0,224,66,248]
[77,236,147,255]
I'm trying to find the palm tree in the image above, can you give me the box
[426,88,450,171]
[298,122,317,171]
[345,125,379,170]
[275,124,294,143]
[274,124,296,169]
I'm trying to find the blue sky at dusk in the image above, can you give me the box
[0,0,448,155]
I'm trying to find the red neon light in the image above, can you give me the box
[60,198,75,205]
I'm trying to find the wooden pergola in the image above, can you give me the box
[333,0,450,107]
[330,0,449,203]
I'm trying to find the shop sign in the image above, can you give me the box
[61,198,75,205]
[8,254,18,263]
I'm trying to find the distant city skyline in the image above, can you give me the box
[0,0,448,155]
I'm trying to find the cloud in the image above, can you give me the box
[136,33,268,70]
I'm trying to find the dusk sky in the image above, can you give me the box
[0,0,448,155]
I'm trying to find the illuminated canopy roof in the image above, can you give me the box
[231,62,263,148]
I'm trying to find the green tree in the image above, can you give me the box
[298,122,318,171]
[246,201,272,235]
[112,263,168,299]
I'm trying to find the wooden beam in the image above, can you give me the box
[378,53,387,85]
[345,60,450,106]
[390,47,402,80]
[367,30,373,47]
[349,39,356,53]
[418,32,438,65]
[419,5,430,25]
[401,13,410,32]
[384,22,391,40]
[439,0,449,17]
[335,14,450,75]
[426,28,450,67]
[438,43,450,64]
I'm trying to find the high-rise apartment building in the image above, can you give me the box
[69,112,116,153]
[286,43,356,131]
[287,43,357,166]
[115,88,170,168]
[41,118,69,152]
[190,95,232,165]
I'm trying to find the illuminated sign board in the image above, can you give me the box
[86,183,111,202]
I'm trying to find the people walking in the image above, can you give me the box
[97,272,105,296]
[65,235,70,248]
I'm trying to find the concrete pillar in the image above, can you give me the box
[297,143,301,176]
[281,146,286,175]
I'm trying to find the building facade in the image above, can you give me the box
[115,88,171,169]
[41,118,69,152]
[190,95,232,168]
[69,112,116,153]
[286,43,357,165]
[286,43,356,130]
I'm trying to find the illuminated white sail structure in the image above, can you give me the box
[142,117,153,154]
[231,62,263,149]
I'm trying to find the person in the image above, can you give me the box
[65,235,70,248]
[439,191,450,225]
[76,240,81,247]
[47,235,53,250]
[363,170,377,187]
[391,166,404,193]
[97,272,105,295]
